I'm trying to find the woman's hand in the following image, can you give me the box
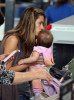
[30,67,53,84]
[0,54,9,61]
[36,53,44,64]
[0,54,14,63]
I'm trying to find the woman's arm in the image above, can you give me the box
[13,67,53,85]
[4,35,29,71]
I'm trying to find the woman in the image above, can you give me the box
[0,7,52,100]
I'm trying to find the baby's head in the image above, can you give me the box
[37,30,53,48]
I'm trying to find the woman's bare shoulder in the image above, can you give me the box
[4,35,19,51]
[6,35,18,43]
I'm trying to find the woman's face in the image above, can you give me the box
[35,15,44,36]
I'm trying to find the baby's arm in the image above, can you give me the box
[18,51,39,65]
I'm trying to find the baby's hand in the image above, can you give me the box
[18,59,25,65]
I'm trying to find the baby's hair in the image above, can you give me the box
[37,30,53,48]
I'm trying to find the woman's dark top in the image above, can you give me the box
[0,35,20,100]
[0,34,30,100]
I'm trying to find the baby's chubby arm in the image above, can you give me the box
[18,51,39,65]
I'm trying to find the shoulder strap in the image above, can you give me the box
[0,35,10,54]
[12,36,21,66]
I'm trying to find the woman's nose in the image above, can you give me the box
[41,24,44,30]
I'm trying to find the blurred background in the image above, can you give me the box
[0,0,74,32]
[0,0,74,18]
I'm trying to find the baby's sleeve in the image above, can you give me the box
[33,46,42,54]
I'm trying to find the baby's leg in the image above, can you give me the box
[33,88,43,96]
[32,79,43,96]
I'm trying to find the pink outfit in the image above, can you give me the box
[31,46,54,96]
[33,46,53,67]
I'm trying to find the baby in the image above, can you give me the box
[18,30,54,96]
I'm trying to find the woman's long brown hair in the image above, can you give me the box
[4,7,47,57]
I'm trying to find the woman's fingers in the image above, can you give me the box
[7,56,14,63]
[36,68,53,80]
[0,54,9,61]
[30,67,53,83]
[46,72,53,84]
[36,54,44,64]
[0,54,14,63]
[30,67,46,71]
